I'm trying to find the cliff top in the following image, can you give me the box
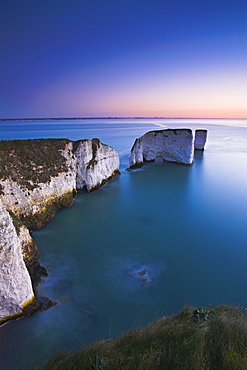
[0,139,71,190]
[43,305,247,369]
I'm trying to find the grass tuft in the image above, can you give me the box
[41,305,247,369]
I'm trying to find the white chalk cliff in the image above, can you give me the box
[129,129,194,168]
[0,138,120,229]
[75,138,120,191]
[0,199,34,323]
[0,138,120,324]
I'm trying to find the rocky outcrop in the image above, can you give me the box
[0,199,34,324]
[0,138,120,231]
[18,224,39,268]
[129,129,194,168]
[194,129,207,150]
[74,138,120,191]
[129,128,208,168]
[0,138,120,324]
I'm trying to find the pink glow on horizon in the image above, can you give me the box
[32,73,247,119]
[1,1,246,120]
[30,41,247,120]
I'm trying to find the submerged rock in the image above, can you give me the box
[37,296,57,311]
[128,267,152,287]
[138,268,147,276]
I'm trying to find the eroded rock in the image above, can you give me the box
[129,129,194,168]
[128,267,152,287]
[194,129,207,150]
[75,138,120,192]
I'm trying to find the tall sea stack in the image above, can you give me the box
[194,129,207,150]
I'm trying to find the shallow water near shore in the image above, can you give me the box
[0,118,247,369]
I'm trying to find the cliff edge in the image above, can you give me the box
[0,199,34,323]
[0,138,120,324]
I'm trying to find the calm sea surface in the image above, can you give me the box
[0,119,247,369]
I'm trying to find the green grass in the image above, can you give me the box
[41,305,247,370]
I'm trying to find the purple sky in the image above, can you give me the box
[0,0,246,118]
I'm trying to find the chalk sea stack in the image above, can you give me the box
[129,128,207,168]
[194,129,207,150]
[129,129,194,168]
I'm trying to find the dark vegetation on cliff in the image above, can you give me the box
[87,138,101,169]
[0,137,119,229]
[0,139,71,190]
[23,192,74,231]
[42,305,247,370]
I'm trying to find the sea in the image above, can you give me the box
[0,118,247,369]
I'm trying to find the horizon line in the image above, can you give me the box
[1,116,246,122]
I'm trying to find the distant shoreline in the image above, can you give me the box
[0,117,246,122]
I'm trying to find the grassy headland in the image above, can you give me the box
[42,305,247,370]
[0,139,70,190]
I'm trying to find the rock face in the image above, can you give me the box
[194,129,207,150]
[0,138,120,324]
[74,138,120,191]
[0,138,120,230]
[129,129,194,168]
[0,199,34,323]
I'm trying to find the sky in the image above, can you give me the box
[0,0,246,119]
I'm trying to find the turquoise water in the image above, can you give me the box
[0,119,247,369]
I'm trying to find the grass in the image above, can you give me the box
[0,139,70,190]
[41,305,247,370]
[0,139,76,230]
